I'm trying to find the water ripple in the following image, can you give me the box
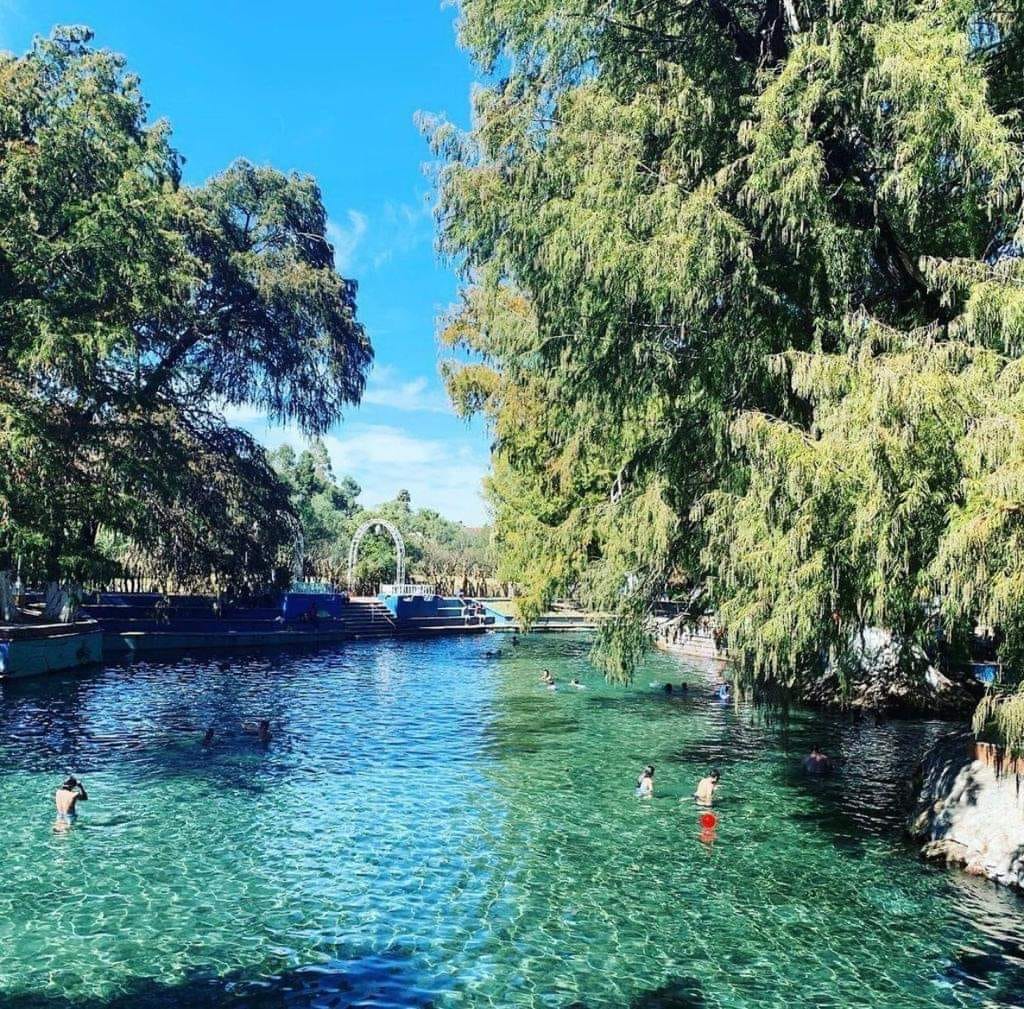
[0,634,1022,1008]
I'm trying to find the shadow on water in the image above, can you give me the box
[565,975,705,1009]
[0,958,711,1009]
[0,657,297,793]
[1,947,444,1009]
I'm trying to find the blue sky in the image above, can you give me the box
[1,2,492,524]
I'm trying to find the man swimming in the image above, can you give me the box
[54,777,88,830]
[242,719,271,743]
[636,764,655,798]
[694,769,721,806]
[802,745,832,775]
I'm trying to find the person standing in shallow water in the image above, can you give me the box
[54,777,88,831]
[694,770,721,806]
[636,765,655,798]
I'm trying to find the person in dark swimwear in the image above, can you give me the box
[802,745,833,775]
[636,765,655,798]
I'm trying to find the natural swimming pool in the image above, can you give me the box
[1,634,1022,1009]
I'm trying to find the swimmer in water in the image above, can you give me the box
[201,727,215,747]
[540,669,554,686]
[636,764,655,798]
[242,719,271,743]
[663,682,673,695]
[802,745,832,775]
[716,683,731,702]
[54,776,88,831]
[569,678,585,689]
[694,769,721,806]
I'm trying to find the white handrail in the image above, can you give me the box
[380,584,435,598]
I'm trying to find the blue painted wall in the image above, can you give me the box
[282,593,346,622]
[381,594,441,620]
[380,594,490,623]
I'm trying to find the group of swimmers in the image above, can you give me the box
[635,765,722,804]
[540,669,585,691]
[541,667,830,807]
[656,681,730,701]
[635,745,832,807]
[202,719,272,747]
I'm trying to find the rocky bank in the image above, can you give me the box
[908,732,1024,892]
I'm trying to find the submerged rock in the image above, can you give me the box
[908,732,1024,892]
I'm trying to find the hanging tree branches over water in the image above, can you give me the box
[429,1,1024,736]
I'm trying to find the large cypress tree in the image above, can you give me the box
[430,2,1024,729]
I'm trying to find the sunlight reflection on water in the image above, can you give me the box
[1,633,1022,1009]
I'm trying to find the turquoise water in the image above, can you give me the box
[1,634,1023,1009]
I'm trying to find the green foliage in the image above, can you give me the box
[269,447,497,593]
[973,682,1024,759]
[431,0,1024,727]
[269,441,361,582]
[0,27,371,593]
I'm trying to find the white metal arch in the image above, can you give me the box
[347,519,405,592]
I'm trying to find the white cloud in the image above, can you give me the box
[217,402,268,426]
[223,417,488,524]
[370,200,433,271]
[361,365,452,414]
[326,210,368,273]
[322,425,488,525]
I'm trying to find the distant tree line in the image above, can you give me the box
[269,441,498,596]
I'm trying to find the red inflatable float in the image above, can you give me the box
[699,811,718,830]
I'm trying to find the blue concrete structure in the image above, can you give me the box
[71,591,493,668]
[379,593,494,628]
[281,592,346,623]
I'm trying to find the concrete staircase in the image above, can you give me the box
[342,598,399,638]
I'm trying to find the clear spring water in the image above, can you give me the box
[1,633,1023,1009]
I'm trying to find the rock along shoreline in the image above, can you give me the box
[908,732,1024,893]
